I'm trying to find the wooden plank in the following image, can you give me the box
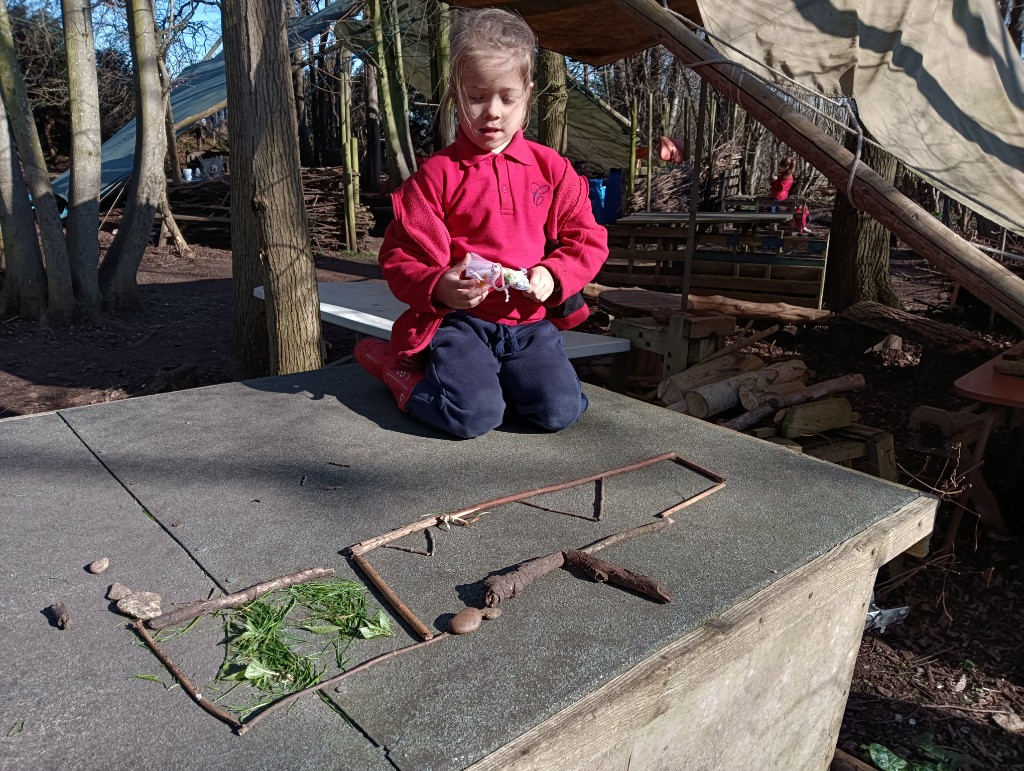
[468,497,936,771]
[779,398,855,438]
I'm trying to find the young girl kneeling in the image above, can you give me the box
[355,8,608,439]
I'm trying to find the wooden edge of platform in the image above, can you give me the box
[466,495,936,771]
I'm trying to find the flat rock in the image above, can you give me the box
[116,591,162,621]
[106,582,132,601]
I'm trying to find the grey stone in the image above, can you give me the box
[115,592,162,621]
[106,582,132,601]
[87,557,110,574]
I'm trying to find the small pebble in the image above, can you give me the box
[107,582,133,601]
[116,591,163,621]
[481,607,502,620]
[87,557,110,574]
[448,607,483,635]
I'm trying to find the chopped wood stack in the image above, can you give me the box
[164,168,373,252]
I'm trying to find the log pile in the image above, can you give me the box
[163,168,373,252]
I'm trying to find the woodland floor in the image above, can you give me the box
[1,232,1022,769]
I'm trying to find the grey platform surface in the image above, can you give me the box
[1,366,928,770]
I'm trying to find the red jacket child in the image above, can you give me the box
[379,128,608,362]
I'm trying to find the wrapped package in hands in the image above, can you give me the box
[464,252,530,302]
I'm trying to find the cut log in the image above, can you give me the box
[685,359,809,419]
[723,374,866,432]
[738,379,807,410]
[836,301,1000,358]
[778,397,854,438]
[597,288,830,324]
[656,352,764,405]
[664,295,830,324]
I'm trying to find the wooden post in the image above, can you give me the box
[682,79,708,310]
[339,47,357,251]
[612,0,1024,329]
[628,97,638,201]
[646,90,654,212]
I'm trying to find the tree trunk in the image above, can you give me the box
[158,57,181,182]
[364,60,383,192]
[0,96,46,320]
[97,0,165,312]
[158,189,193,258]
[429,1,453,151]
[368,0,413,185]
[339,46,357,250]
[826,123,901,312]
[285,0,313,167]
[223,0,324,376]
[62,0,103,319]
[0,0,74,323]
[537,49,568,154]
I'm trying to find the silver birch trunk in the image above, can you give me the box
[0,95,46,320]
[98,0,167,311]
[223,0,323,376]
[62,0,103,319]
[0,0,74,322]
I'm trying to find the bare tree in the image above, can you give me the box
[223,0,323,376]
[97,0,167,311]
[62,0,103,319]
[0,94,47,320]
[537,49,568,154]
[0,0,74,322]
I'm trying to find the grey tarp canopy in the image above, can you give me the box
[694,0,1024,236]
[51,0,633,205]
[50,0,361,203]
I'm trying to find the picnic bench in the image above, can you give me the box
[253,280,631,360]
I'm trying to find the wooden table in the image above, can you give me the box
[945,341,1024,544]
[617,211,794,229]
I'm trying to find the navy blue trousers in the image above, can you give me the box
[406,312,588,439]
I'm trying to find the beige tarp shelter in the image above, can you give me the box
[696,0,1024,235]
[457,0,1024,234]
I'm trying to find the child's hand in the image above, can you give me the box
[524,265,554,303]
[433,255,490,309]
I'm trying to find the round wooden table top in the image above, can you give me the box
[953,341,1024,409]
[597,288,693,317]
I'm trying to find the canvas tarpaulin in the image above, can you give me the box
[696,0,1024,235]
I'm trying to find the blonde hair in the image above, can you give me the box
[439,8,536,140]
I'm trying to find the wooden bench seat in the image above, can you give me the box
[254,280,631,360]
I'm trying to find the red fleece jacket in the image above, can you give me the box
[379,129,608,361]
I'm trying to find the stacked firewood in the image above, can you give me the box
[164,167,373,252]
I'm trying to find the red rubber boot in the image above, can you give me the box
[354,338,424,411]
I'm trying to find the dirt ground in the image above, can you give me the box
[1,236,1022,769]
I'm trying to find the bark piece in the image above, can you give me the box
[117,592,163,621]
[46,602,73,629]
[484,552,565,608]
[86,557,110,574]
[563,550,674,603]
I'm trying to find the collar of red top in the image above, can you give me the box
[454,128,534,168]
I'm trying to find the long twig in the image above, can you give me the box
[579,518,674,553]
[350,553,433,641]
[147,567,335,630]
[236,633,450,736]
[133,621,242,731]
[346,453,683,556]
